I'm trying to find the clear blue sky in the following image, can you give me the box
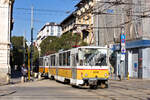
[12,0,80,42]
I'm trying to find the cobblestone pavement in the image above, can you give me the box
[0,79,150,100]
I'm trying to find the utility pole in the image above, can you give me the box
[31,6,34,75]
[27,47,30,81]
[23,30,26,65]
[120,4,126,80]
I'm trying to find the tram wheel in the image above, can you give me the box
[100,83,106,89]
[90,85,98,89]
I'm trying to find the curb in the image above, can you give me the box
[0,90,16,97]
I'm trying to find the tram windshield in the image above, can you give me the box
[78,48,107,66]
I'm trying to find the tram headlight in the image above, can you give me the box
[85,73,88,77]
[104,73,108,77]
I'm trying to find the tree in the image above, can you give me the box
[40,32,88,56]
[33,46,39,65]
[40,36,60,56]
[79,41,88,46]
[32,46,39,72]
[11,36,27,70]
[59,32,81,50]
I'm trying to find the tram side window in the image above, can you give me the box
[49,57,51,66]
[63,53,66,66]
[51,56,53,66]
[59,54,62,66]
[51,55,56,66]
[45,58,48,66]
[39,58,43,66]
[44,59,46,66]
[54,55,56,66]
[78,49,84,66]
[67,52,70,66]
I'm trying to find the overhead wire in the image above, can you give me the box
[92,0,150,29]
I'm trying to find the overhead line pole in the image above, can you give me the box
[23,30,26,65]
[30,6,34,78]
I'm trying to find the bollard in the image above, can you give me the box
[38,73,41,80]
[127,72,129,80]
[6,74,10,84]
[21,76,24,83]
[34,73,38,78]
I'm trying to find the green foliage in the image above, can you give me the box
[10,36,26,69]
[40,32,82,56]
[11,36,24,48]
[79,41,88,46]
[40,36,60,56]
[33,46,39,66]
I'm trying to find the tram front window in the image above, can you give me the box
[78,48,107,66]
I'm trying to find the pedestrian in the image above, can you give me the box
[21,64,27,82]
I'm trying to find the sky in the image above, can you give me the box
[12,0,80,42]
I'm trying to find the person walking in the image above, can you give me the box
[21,64,27,82]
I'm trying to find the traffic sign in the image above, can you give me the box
[121,47,126,54]
[121,39,126,43]
[121,34,126,40]
[121,33,126,56]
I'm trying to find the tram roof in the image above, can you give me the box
[40,46,108,57]
[77,46,108,49]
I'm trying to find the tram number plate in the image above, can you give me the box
[93,71,99,73]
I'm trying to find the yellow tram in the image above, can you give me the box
[39,46,109,88]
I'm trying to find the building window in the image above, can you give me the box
[47,29,49,33]
[51,26,54,35]
[58,27,61,36]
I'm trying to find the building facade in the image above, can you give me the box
[61,0,99,45]
[74,0,95,45]
[94,0,150,79]
[0,0,14,82]
[36,22,62,54]
[60,13,76,34]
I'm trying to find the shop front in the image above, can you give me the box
[112,40,150,79]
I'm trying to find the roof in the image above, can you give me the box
[75,0,86,7]
[60,12,75,26]
[78,46,108,49]
[38,22,60,33]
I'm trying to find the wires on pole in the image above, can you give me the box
[30,6,34,75]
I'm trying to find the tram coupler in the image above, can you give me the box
[88,78,98,86]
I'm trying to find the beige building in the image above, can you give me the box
[60,13,76,34]
[61,0,100,45]
[74,0,95,45]
[0,0,14,82]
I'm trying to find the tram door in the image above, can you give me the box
[71,54,77,79]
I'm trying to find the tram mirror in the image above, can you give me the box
[76,53,79,62]
[80,60,83,66]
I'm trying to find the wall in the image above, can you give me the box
[0,0,12,83]
[142,48,150,79]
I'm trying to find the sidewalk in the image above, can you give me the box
[0,70,37,86]
[0,89,16,97]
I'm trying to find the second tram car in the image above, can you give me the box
[39,46,109,88]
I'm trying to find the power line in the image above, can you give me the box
[0,6,73,14]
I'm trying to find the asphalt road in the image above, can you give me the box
[0,79,150,100]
